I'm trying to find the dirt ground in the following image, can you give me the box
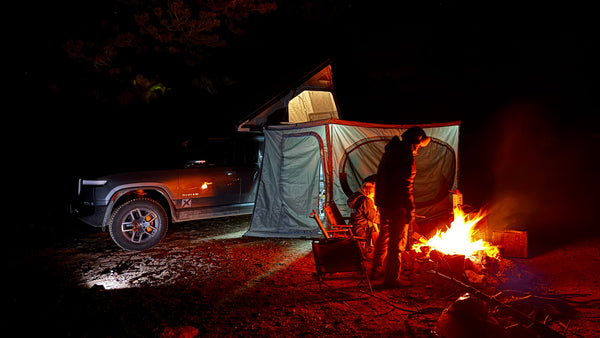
[7,215,600,337]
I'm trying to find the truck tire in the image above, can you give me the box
[108,198,168,251]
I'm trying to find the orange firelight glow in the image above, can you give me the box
[413,207,499,261]
[201,182,212,190]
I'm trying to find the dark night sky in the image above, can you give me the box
[21,1,594,123]
[16,1,598,242]
[20,1,594,131]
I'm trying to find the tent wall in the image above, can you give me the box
[329,122,459,217]
[245,119,460,238]
[247,124,329,238]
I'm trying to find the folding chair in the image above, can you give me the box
[323,201,353,233]
[310,209,350,239]
[310,210,373,295]
[311,237,373,295]
[323,201,368,243]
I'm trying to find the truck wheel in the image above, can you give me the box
[108,198,168,251]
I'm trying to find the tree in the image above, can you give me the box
[63,0,277,105]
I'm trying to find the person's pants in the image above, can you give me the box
[371,223,388,274]
[373,208,409,283]
[352,224,374,247]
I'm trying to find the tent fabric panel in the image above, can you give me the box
[288,91,313,123]
[246,129,285,237]
[288,91,339,123]
[245,119,460,238]
[413,138,457,207]
[328,123,459,224]
[329,124,398,214]
[308,91,337,114]
[279,134,322,231]
[245,127,327,238]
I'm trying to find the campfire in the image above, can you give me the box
[412,206,500,264]
[401,206,505,290]
[404,207,569,337]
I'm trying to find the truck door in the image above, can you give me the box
[176,166,241,208]
[174,137,242,209]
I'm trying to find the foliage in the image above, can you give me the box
[62,0,277,104]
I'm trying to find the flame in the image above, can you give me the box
[201,181,212,190]
[413,207,499,260]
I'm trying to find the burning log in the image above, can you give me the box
[419,250,465,277]
[406,206,506,288]
[412,207,500,263]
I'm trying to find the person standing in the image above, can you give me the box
[373,127,430,288]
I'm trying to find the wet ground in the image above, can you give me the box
[7,216,600,337]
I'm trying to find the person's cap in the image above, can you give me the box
[363,174,377,184]
[402,126,431,146]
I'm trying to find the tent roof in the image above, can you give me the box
[264,118,461,131]
[237,60,338,132]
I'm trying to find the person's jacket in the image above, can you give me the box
[375,136,416,214]
[347,190,380,232]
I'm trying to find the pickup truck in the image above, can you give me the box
[71,134,264,251]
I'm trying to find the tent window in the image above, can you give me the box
[288,91,338,123]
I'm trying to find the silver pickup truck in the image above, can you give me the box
[71,135,263,251]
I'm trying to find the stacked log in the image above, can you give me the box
[403,247,503,294]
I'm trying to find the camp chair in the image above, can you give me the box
[323,201,352,231]
[311,237,373,295]
[323,201,368,243]
[310,209,350,239]
[310,210,373,295]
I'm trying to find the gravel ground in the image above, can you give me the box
[7,215,600,337]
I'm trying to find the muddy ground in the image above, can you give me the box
[7,215,600,337]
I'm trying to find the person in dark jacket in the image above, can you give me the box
[372,127,430,288]
[347,175,380,248]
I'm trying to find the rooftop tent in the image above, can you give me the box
[237,60,340,132]
[288,90,338,123]
[244,119,461,238]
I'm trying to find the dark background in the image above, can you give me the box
[15,1,597,251]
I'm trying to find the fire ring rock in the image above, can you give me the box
[436,293,507,338]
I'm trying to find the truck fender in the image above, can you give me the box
[100,184,177,229]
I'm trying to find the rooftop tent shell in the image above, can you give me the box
[244,119,461,238]
[237,60,340,132]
